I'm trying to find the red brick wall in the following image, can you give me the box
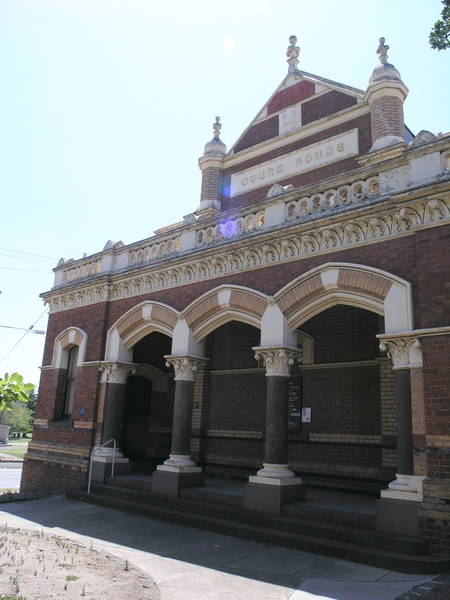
[208,321,261,370]
[35,369,66,421]
[234,116,279,154]
[207,372,266,431]
[21,455,88,494]
[43,302,109,366]
[302,91,358,126]
[267,80,315,115]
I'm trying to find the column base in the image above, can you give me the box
[90,456,131,484]
[163,454,197,468]
[376,497,420,538]
[244,476,305,515]
[152,467,205,497]
[256,463,296,478]
[381,474,426,501]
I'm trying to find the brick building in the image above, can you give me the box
[22,37,450,556]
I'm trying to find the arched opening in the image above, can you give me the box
[289,304,392,491]
[201,320,266,478]
[122,331,174,472]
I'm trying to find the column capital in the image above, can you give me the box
[253,345,302,377]
[99,362,137,384]
[164,354,208,381]
[378,335,422,370]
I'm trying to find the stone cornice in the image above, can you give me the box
[43,190,450,313]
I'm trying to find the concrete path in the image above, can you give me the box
[0,495,436,600]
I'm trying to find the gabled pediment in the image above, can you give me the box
[228,70,364,157]
[227,70,364,157]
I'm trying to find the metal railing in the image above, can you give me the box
[87,439,116,494]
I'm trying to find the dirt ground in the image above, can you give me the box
[0,525,159,599]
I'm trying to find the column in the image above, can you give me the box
[244,345,305,515]
[376,336,425,537]
[152,354,207,497]
[90,362,136,483]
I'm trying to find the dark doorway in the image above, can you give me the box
[123,376,152,461]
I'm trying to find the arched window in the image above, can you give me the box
[62,346,79,417]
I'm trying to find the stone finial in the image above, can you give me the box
[213,116,221,138]
[203,116,227,156]
[369,36,402,84]
[376,37,389,63]
[286,35,300,72]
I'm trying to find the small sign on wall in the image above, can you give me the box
[288,377,302,432]
[302,407,311,423]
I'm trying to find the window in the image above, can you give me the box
[62,346,78,417]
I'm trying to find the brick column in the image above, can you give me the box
[244,346,305,515]
[363,38,408,153]
[152,354,207,497]
[195,117,226,217]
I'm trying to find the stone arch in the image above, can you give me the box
[51,326,88,368]
[275,262,413,334]
[105,301,179,362]
[183,285,268,341]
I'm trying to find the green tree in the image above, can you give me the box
[430,0,450,50]
[0,372,35,411]
[0,402,33,436]
[27,389,37,424]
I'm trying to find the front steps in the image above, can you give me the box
[67,475,450,575]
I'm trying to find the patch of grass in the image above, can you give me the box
[0,440,30,460]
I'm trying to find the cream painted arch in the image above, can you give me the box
[275,262,413,334]
[50,326,88,369]
[182,284,269,341]
[105,301,179,362]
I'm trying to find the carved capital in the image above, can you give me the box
[379,336,422,369]
[99,362,137,384]
[164,354,207,381]
[253,345,302,377]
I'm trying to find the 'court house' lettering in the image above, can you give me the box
[230,129,358,197]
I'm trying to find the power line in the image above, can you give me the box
[0,247,59,261]
[0,265,53,274]
[0,325,45,335]
[0,308,48,365]
[0,253,56,264]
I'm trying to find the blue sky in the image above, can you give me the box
[0,0,449,387]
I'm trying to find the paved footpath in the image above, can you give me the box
[0,495,440,600]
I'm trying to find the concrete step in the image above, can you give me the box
[92,482,427,556]
[283,500,376,530]
[66,483,449,575]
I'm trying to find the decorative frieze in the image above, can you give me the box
[62,260,102,284]
[128,237,181,267]
[99,362,137,384]
[164,355,207,381]
[285,176,379,221]
[253,345,302,377]
[195,210,265,246]
[44,192,450,313]
[379,337,422,369]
